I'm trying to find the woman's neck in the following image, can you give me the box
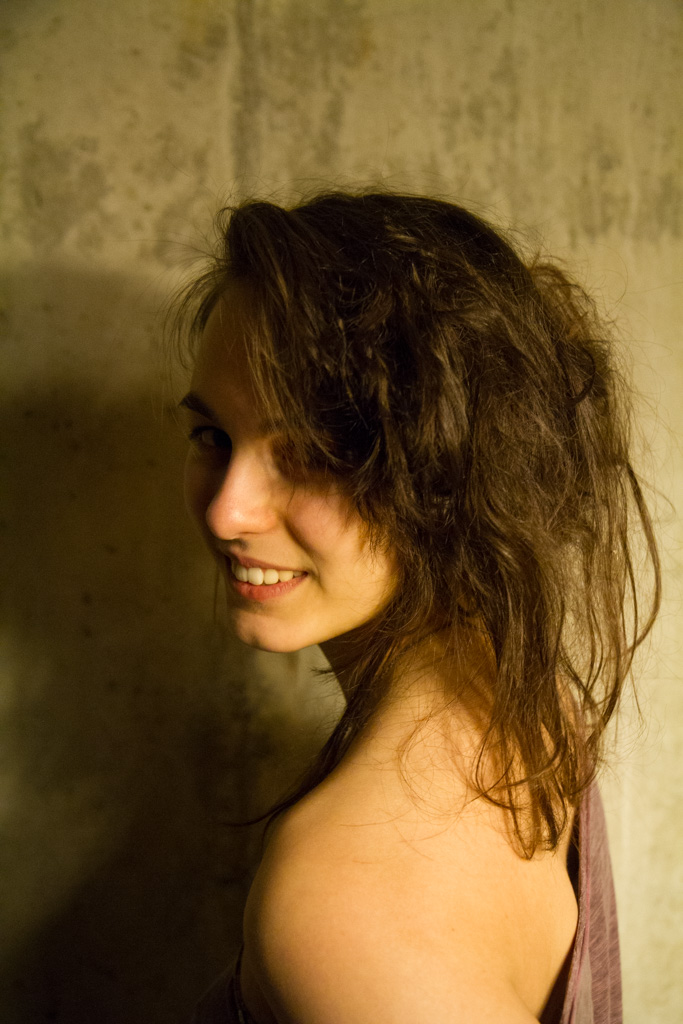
[320,628,497,807]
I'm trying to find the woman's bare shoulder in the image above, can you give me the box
[241,787,570,1024]
[243,846,538,1024]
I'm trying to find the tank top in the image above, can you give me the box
[191,782,622,1024]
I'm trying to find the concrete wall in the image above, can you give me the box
[1,1,681,1021]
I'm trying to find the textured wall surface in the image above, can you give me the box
[1,2,681,1022]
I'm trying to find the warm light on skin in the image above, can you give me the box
[181,288,398,658]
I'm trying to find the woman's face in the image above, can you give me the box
[182,288,398,654]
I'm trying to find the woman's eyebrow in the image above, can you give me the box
[178,392,218,420]
[179,391,284,436]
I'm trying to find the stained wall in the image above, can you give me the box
[1,2,681,1022]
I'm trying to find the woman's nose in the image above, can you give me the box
[204,454,279,539]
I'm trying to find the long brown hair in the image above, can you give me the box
[172,190,661,856]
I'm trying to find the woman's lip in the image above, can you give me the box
[223,553,306,573]
[226,570,308,602]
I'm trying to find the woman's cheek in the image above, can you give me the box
[184,452,213,532]
[286,491,344,560]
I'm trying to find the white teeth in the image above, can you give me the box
[231,561,304,586]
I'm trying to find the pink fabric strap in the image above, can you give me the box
[562,783,622,1024]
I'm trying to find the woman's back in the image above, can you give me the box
[192,774,624,1024]
[238,707,579,1023]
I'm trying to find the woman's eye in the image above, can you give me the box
[188,425,232,452]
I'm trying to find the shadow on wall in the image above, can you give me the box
[0,267,329,1024]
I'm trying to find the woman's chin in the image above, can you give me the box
[231,618,309,654]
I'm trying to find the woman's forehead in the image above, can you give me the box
[191,290,294,443]
[196,290,254,376]
[189,306,256,418]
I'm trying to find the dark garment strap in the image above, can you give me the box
[191,946,257,1024]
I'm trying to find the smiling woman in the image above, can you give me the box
[180,286,398,653]
[169,190,660,1024]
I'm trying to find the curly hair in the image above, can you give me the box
[172,190,661,856]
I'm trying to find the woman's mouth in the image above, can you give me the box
[230,561,305,586]
[226,558,308,602]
